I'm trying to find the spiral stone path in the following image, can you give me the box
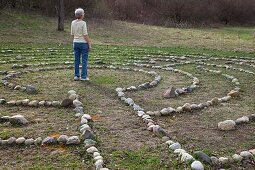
[0,46,254,169]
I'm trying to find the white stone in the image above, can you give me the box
[218,120,236,131]
[94,156,103,161]
[219,157,229,164]
[16,137,26,144]
[82,114,92,120]
[93,152,101,158]
[232,154,243,162]
[236,116,249,124]
[181,153,194,163]
[169,142,181,150]
[137,111,145,117]
[240,151,252,159]
[174,149,187,155]
[87,146,98,153]
[191,161,204,170]
[68,90,76,95]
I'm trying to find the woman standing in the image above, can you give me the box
[71,8,92,81]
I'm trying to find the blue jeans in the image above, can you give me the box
[73,42,89,79]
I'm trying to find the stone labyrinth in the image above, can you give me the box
[0,46,254,170]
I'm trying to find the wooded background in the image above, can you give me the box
[1,0,255,27]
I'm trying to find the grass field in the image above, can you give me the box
[0,9,255,170]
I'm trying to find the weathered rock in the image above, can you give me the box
[137,111,145,117]
[26,85,37,94]
[9,115,28,125]
[219,157,229,165]
[66,136,80,145]
[183,103,192,112]
[169,142,181,150]
[240,151,253,159]
[73,99,82,107]
[176,107,183,113]
[7,100,16,106]
[94,155,103,161]
[218,120,236,131]
[34,137,42,145]
[93,152,100,158]
[0,116,10,123]
[28,100,39,107]
[210,156,220,167]
[87,146,98,153]
[82,130,95,140]
[84,139,97,147]
[38,101,45,107]
[16,137,26,144]
[227,90,240,97]
[232,154,243,162]
[181,153,194,163]
[42,137,58,145]
[68,90,76,95]
[44,101,52,107]
[235,116,249,125]
[81,117,88,124]
[191,161,204,170]
[57,135,68,144]
[174,149,187,156]
[194,151,212,164]
[163,86,176,98]
[22,99,30,106]
[73,107,84,114]
[211,98,220,105]
[220,96,231,102]
[248,114,255,121]
[80,124,91,133]
[69,94,78,100]
[61,99,73,107]
[52,101,61,107]
[125,98,134,106]
[160,107,176,115]
[95,159,104,168]
[7,137,16,145]
[82,114,92,120]
[25,138,35,145]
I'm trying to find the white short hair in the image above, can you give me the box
[75,8,84,18]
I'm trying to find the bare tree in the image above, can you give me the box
[57,0,64,31]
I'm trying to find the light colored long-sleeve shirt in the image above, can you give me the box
[71,20,88,43]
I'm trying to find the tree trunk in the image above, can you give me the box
[57,0,64,31]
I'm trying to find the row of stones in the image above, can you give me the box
[115,86,205,170]
[0,89,109,170]
[115,62,200,97]
[69,90,109,170]
[0,135,81,146]
[115,68,254,169]
[193,66,254,131]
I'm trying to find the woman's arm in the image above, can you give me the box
[83,35,92,50]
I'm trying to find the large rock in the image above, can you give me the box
[163,86,176,98]
[57,135,68,144]
[191,161,204,170]
[181,153,194,163]
[218,120,236,131]
[169,142,181,150]
[73,99,82,107]
[82,130,95,140]
[61,99,73,107]
[26,85,37,94]
[9,115,28,125]
[227,90,240,97]
[194,151,212,164]
[42,137,58,145]
[235,116,249,125]
[66,136,80,145]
